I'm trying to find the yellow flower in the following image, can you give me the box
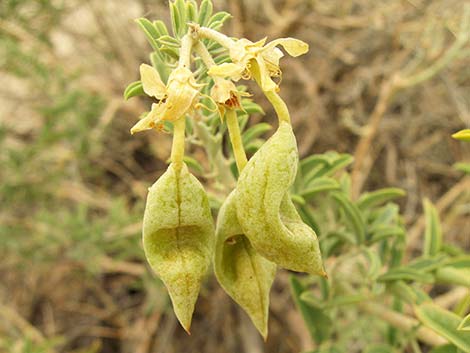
[131,64,202,134]
[210,78,250,117]
[452,129,470,142]
[208,38,308,92]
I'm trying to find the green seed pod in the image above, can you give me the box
[214,191,276,340]
[235,122,325,276]
[143,163,214,333]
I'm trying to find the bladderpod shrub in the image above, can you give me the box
[125,0,325,338]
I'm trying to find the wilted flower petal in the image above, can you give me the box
[208,63,245,81]
[264,38,309,57]
[131,67,202,134]
[208,37,309,92]
[140,64,167,100]
[130,103,164,134]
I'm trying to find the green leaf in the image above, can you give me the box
[186,1,197,22]
[298,204,321,235]
[242,123,272,145]
[123,81,144,100]
[290,276,332,344]
[368,225,405,244]
[313,153,353,178]
[157,35,181,48]
[362,247,382,280]
[435,267,470,287]
[357,188,406,210]
[153,20,169,36]
[378,267,434,284]
[458,314,470,331]
[423,198,442,257]
[135,18,161,51]
[207,11,232,29]
[452,129,470,142]
[241,99,265,115]
[454,162,470,174]
[429,344,459,353]
[408,255,448,272]
[291,194,306,205]
[170,2,181,37]
[301,177,340,200]
[197,0,213,26]
[415,302,470,353]
[363,344,395,353]
[174,0,188,36]
[300,155,329,175]
[331,192,365,244]
[389,281,430,304]
[183,156,204,174]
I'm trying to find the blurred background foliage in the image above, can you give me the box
[0,0,469,352]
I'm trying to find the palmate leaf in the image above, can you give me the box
[415,303,470,353]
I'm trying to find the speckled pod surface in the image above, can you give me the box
[143,163,215,332]
[235,122,325,275]
[214,191,276,339]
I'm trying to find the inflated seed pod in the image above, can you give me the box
[214,191,276,340]
[143,163,214,332]
[235,122,325,275]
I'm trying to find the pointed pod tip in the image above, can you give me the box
[320,269,328,279]
[181,322,192,335]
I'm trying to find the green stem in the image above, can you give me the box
[226,109,248,172]
[263,90,291,124]
[251,60,291,125]
[171,117,186,171]
[178,34,193,68]
[194,40,216,67]
[169,32,194,172]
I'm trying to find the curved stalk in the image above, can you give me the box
[171,117,186,172]
[225,109,247,172]
[251,60,291,125]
